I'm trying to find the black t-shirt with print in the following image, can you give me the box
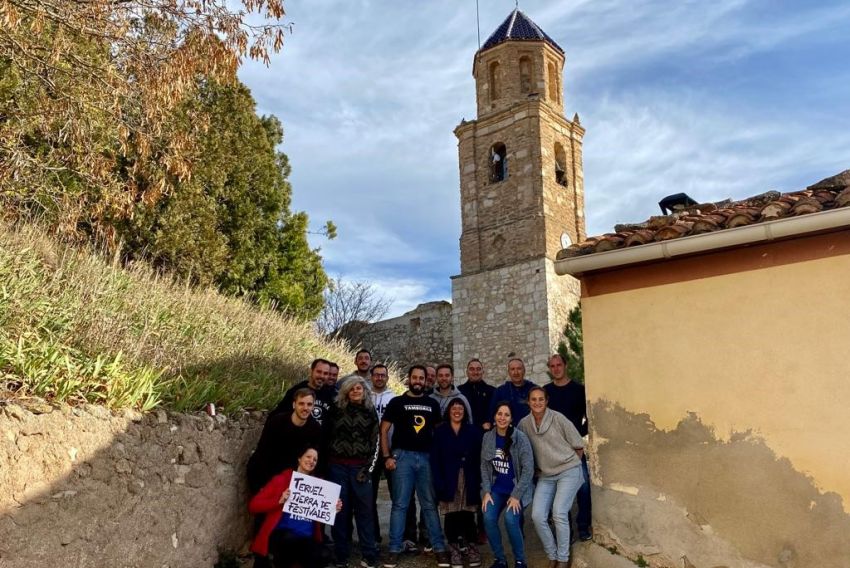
[382,393,442,453]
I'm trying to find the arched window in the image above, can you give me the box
[548,62,558,102]
[488,61,501,102]
[519,56,532,94]
[490,143,507,183]
[554,143,568,187]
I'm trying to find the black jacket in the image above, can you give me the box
[430,422,483,506]
[246,411,322,494]
[458,380,496,427]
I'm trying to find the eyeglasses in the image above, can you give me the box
[372,373,388,378]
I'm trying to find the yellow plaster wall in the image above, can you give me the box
[583,253,850,511]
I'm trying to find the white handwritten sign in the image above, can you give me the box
[283,473,341,525]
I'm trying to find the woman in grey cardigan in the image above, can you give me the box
[480,401,534,568]
[517,386,585,568]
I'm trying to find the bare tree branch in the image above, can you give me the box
[316,278,393,341]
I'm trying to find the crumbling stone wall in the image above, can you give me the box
[356,301,453,370]
[0,401,264,568]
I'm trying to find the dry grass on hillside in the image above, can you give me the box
[0,223,355,412]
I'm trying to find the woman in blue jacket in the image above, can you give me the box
[480,401,534,568]
[431,397,483,568]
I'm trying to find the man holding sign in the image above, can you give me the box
[380,366,450,568]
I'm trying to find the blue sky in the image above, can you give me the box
[239,0,850,318]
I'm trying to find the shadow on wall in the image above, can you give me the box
[590,400,850,568]
[0,400,264,567]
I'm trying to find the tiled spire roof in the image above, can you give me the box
[479,9,564,55]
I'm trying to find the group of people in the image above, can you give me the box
[246,349,591,568]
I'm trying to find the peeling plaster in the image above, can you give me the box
[589,400,850,568]
[609,483,640,496]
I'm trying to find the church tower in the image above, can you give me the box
[451,9,585,380]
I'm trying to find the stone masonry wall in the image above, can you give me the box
[539,103,586,249]
[474,41,565,119]
[456,106,546,273]
[0,401,264,568]
[356,301,453,370]
[545,259,581,354]
[453,257,560,381]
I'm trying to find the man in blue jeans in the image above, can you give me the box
[543,354,592,541]
[380,365,450,568]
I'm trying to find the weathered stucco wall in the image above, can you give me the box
[0,401,263,567]
[357,301,453,370]
[581,236,850,567]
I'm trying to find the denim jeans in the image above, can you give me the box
[329,462,378,563]
[482,491,525,564]
[371,458,387,542]
[388,450,446,553]
[371,458,417,542]
[531,466,583,562]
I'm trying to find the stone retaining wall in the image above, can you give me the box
[0,400,264,567]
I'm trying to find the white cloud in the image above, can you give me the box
[582,91,850,235]
[235,0,850,313]
[538,0,850,76]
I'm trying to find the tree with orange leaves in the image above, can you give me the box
[0,0,289,244]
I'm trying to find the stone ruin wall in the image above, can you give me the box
[0,401,264,568]
[355,301,453,372]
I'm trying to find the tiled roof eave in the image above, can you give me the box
[555,206,850,277]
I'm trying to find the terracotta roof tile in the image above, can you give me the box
[557,169,850,260]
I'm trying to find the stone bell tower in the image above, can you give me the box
[451,9,585,380]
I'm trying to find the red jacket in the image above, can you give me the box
[248,469,323,556]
